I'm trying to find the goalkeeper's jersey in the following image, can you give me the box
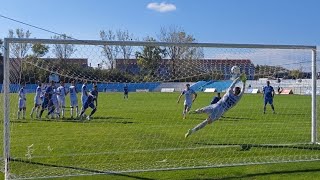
[218,88,242,112]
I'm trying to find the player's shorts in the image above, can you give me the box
[81,95,88,106]
[83,101,95,110]
[42,98,53,109]
[34,97,42,106]
[124,91,128,95]
[184,101,192,109]
[70,98,78,107]
[264,98,273,105]
[18,99,26,109]
[58,97,66,107]
[198,104,225,121]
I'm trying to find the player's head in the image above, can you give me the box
[50,80,55,86]
[71,80,75,85]
[37,81,42,86]
[234,87,241,95]
[217,92,221,97]
[267,81,270,86]
[186,84,190,90]
[83,80,87,84]
[93,85,97,90]
[21,82,26,88]
[60,81,64,86]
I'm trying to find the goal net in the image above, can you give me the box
[1,38,319,179]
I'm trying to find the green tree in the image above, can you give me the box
[135,37,166,79]
[32,43,49,57]
[290,69,302,79]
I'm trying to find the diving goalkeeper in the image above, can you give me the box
[185,73,247,138]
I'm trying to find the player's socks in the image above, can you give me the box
[30,107,35,118]
[23,110,26,119]
[192,119,209,133]
[185,129,192,138]
[76,107,79,117]
[89,108,97,117]
[70,107,74,118]
[36,108,40,118]
[17,110,20,119]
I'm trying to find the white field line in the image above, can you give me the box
[12,143,307,159]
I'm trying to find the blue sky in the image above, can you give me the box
[1,0,320,46]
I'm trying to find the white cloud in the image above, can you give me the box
[147,2,176,13]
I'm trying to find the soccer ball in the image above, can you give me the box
[231,66,241,75]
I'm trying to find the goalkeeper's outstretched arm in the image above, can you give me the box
[239,73,247,96]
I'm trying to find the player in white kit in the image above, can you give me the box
[81,80,88,111]
[185,74,247,138]
[17,83,27,119]
[69,80,79,119]
[30,81,43,119]
[177,84,197,119]
[57,81,68,119]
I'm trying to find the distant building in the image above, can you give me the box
[41,58,88,67]
[115,58,256,80]
[0,56,88,83]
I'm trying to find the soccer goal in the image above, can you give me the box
[1,38,319,179]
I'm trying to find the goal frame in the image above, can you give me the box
[2,38,318,179]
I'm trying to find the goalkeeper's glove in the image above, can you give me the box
[240,73,247,83]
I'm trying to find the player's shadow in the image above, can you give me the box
[10,157,155,180]
[192,116,255,121]
[194,142,320,151]
[219,116,255,121]
[189,168,320,180]
[275,113,308,116]
[72,116,135,124]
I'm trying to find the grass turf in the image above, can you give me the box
[1,92,320,179]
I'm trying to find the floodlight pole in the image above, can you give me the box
[311,49,317,144]
[3,39,10,180]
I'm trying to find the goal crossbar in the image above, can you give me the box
[4,38,317,50]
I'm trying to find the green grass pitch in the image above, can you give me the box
[1,92,320,179]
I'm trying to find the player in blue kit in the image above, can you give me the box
[210,92,221,105]
[79,85,98,120]
[39,81,55,119]
[263,81,275,114]
[185,74,246,138]
[123,84,129,99]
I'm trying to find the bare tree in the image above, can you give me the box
[8,29,32,58]
[117,29,133,59]
[52,34,76,59]
[100,30,119,69]
[159,26,204,76]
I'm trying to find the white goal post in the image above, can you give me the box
[2,38,318,179]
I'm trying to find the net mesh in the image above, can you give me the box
[1,39,319,179]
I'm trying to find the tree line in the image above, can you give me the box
[0,27,207,83]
